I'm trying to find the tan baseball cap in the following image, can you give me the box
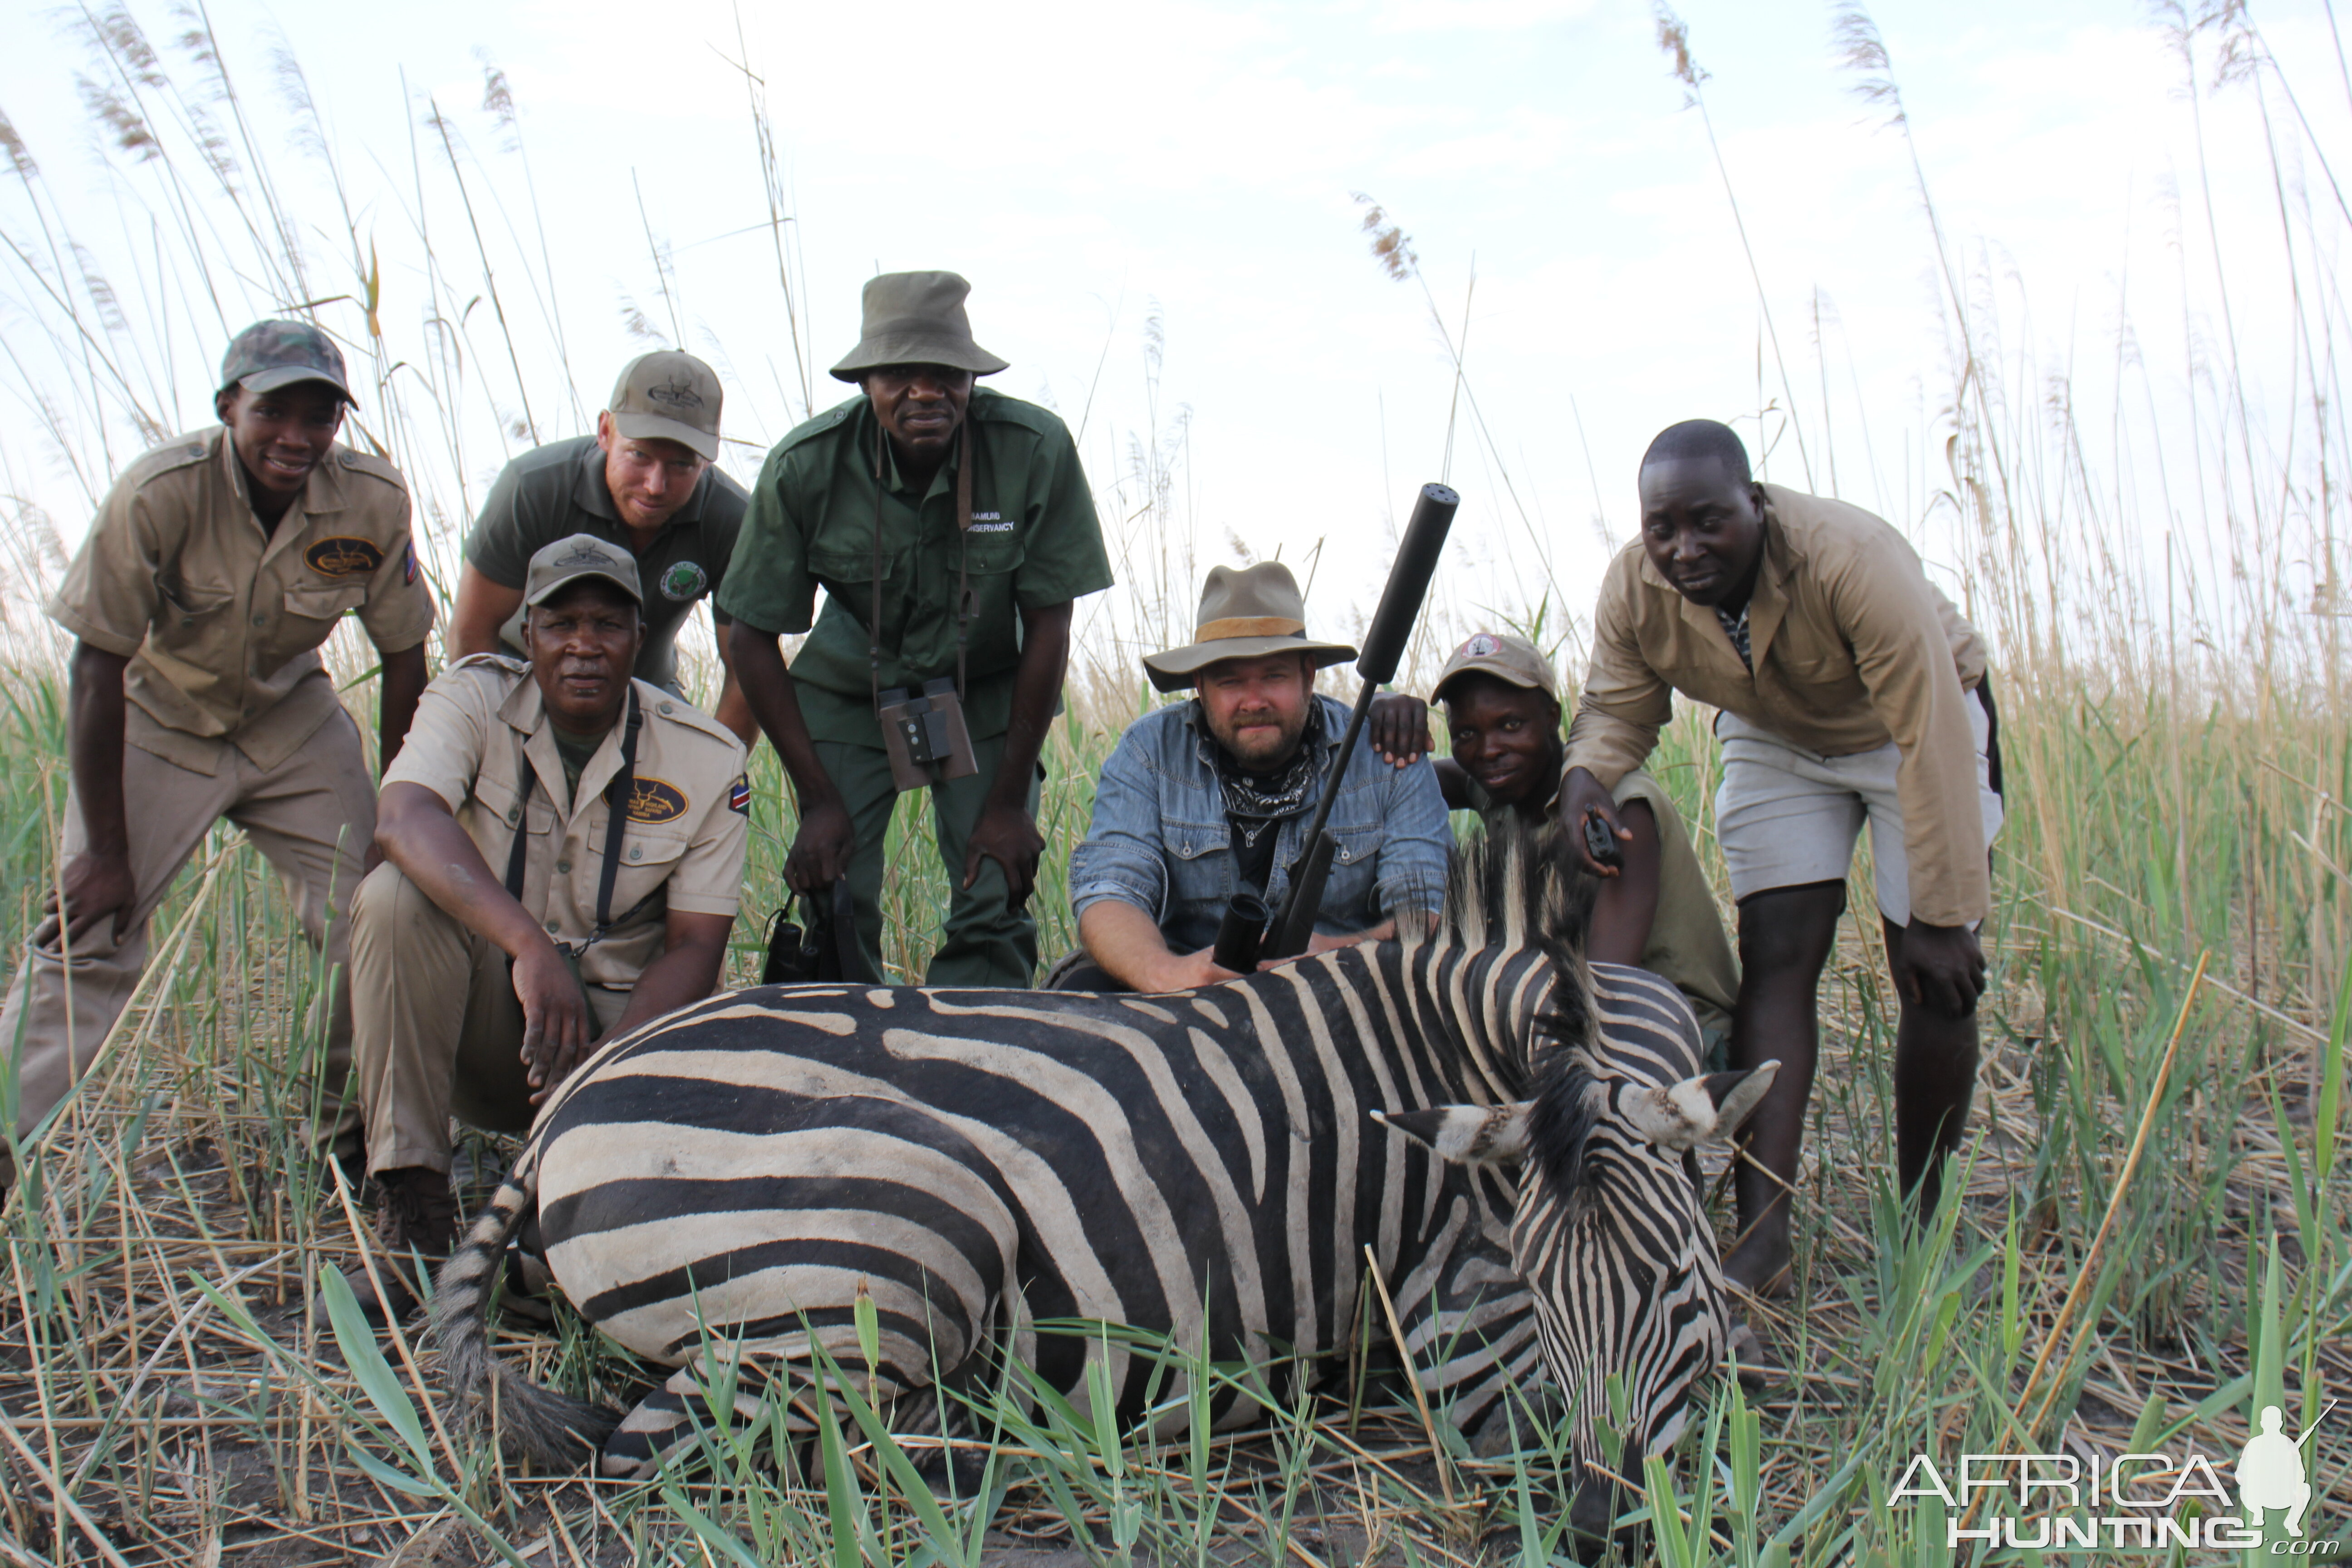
[524,534,643,608]
[1431,631,1559,705]
[609,352,722,462]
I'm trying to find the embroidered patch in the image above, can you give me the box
[1461,632,1501,658]
[969,521,1016,534]
[403,542,418,585]
[660,561,708,602]
[728,775,751,815]
[304,537,387,578]
[625,776,689,823]
[646,377,705,412]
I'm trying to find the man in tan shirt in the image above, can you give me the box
[1563,419,2003,1300]
[6,321,435,1186]
[347,534,748,1313]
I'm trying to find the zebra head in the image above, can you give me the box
[1377,1037,1778,1545]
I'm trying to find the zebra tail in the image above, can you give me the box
[427,1154,619,1469]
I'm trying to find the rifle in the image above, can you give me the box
[1261,482,1460,959]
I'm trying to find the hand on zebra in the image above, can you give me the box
[1367,693,1434,767]
[963,800,1045,911]
[512,940,596,1102]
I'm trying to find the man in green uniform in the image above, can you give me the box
[721,272,1112,986]
[452,352,754,743]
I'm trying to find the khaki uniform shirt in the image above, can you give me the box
[1565,484,1991,926]
[465,435,747,693]
[1464,769,1740,1036]
[49,428,436,774]
[383,656,751,989]
[715,388,1112,746]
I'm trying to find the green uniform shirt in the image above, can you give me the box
[716,388,1112,746]
[465,435,748,694]
[1463,767,1741,1040]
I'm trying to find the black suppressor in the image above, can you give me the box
[1211,890,1270,974]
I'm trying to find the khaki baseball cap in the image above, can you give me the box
[609,352,722,462]
[524,534,643,608]
[1431,631,1560,704]
[220,319,355,404]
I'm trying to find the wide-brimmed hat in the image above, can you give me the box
[1431,630,1560,705]
[829,271,1010,383]
[609,351,722,462]
[1141,562,1358,694]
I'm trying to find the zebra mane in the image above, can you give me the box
[1419,819,1598,967]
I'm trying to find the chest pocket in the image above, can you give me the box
[961,527,1024,576]
[159,575,235,625]
[284,585,368,628]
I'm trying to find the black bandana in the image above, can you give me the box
[1207,700,1325,848]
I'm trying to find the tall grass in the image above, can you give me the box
[0,2,2346,1563]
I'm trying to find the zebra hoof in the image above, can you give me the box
[1728,1322,1780,1392]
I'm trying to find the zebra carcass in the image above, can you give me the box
[429,833,1772,1540]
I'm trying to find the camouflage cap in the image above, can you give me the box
[1431,631,1560,705]
[609,352,722,462]
[220,319,354,404]
[524,534,643,608]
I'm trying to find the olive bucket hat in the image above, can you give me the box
[828,271,1010,382]
[1141,562,1359,694]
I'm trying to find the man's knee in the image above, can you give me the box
[1735,881,1846,972]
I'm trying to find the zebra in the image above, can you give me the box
[429,830,1774,1540]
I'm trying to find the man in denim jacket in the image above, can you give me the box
[1054,563,1452,992]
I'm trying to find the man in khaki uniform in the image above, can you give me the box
[4,320,434,1182]
[349,534,747,1307]
[1367,631,1740,1056]
[452,353,755,743]
[1562,418,2004,1304]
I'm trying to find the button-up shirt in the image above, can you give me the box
[383,656,750,988]
[49,428,436,774]
[1565,484,1992,926]
[1071,694,1453,952]
[715,388,1112,746]
[464,435,748,694]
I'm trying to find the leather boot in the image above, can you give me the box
[330,1166,458,1325]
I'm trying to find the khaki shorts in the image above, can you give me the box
[1714,689,2003,926]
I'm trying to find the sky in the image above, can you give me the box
[1,0,2346,671]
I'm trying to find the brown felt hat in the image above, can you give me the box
[829,271,1009,382]
[1141,563,1358,694]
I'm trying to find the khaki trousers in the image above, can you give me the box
[1,707,374,1153]
[348,863,629,1177]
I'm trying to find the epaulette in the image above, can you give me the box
[449,652,529,677]
[634,681,746,753]
[769,397,862,458]
[123,431,219,490]
[336,446,411,491]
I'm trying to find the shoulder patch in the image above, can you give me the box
[729,775,751,815]
[304,536,386,578]
[625,776,689,823]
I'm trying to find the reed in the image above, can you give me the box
[0,2,2345,1561]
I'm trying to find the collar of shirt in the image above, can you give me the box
[1634,500,1804,677]
[496,673,636,829]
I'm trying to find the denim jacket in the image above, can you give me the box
[1069,695,1453,953]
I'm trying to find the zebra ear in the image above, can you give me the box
[1371,1103,1532,1166]
[1621,1062,1781,1152]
